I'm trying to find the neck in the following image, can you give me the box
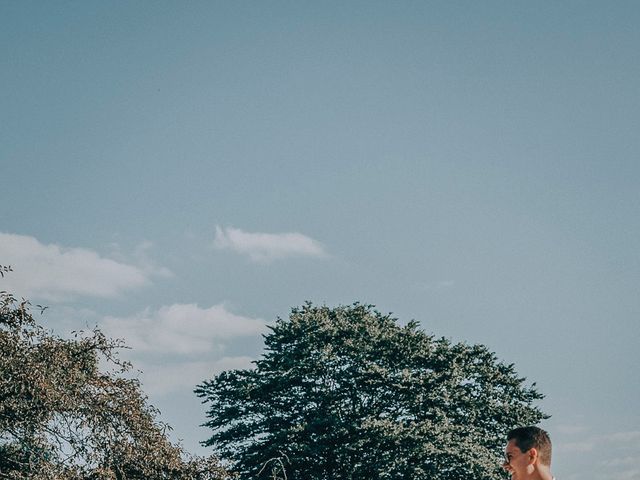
[531,464,553,480]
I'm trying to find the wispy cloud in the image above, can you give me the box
[107,240,173,279]
[557,429,640,454]
[600,431,640,443]
[213,226,327,263]
[102,303,267,355]
[0,233,158,301]
[556,427,640,480]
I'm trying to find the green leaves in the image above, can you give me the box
[197,303,546,480]
[0,291,231,480]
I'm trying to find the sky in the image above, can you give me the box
[1,1,639,478]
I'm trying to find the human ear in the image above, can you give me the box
[528,447,539,465]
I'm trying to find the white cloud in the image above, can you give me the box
[103,303,265,395]
[103,303,267,355]
[213,225,327,263]
[0,233,155,301]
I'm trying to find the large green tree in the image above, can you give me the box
[0,282,230,480]
[196,303,546,480]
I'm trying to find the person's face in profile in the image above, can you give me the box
[503,439,533,479]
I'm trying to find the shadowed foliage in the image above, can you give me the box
[197,303,546,480]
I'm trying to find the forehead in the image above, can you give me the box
[505,439,522,455]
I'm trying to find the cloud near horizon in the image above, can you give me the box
[213,225,327,263]
[0,233,157,301]
[136,357,255,396]
[102,303,267,355]
[102,303,267,395]
[557,428,640,480]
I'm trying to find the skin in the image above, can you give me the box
[503,439,554,480]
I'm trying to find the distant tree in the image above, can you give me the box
[0,283,231,479]
[196,303,546,480]
[0,265,11,278]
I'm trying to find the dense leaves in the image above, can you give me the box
[0,286,230,480]
[197,303,546,480]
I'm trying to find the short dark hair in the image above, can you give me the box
[507,426,552,466]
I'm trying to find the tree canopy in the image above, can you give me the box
[0,283,230,480]
[196,303,546,480]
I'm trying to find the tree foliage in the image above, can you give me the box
[0,284,231,480]
[196,303,547,480]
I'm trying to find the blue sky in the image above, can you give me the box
[2,2,639,479]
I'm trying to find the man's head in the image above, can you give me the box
[503,426,552,478]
